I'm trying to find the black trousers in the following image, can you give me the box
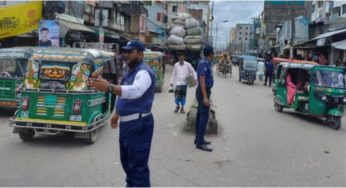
[264,73,273,86]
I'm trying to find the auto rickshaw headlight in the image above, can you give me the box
[322,95,327,101]
[343,98,346,103]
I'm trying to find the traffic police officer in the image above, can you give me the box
[195,46,214,152]
[89,40,155,187]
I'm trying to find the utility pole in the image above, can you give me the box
[210,0,214,46]
[98,1,104,44]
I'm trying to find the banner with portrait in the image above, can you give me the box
[39,20,59,47]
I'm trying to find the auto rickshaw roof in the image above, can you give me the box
[272,57,317,65]
[144,51,164,60]
[312,65,346,72]
[0,47,33,59]
[280,62,316,70]
[240,55,257,60]
[31,48,92,63]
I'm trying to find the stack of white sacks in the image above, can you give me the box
[167,13,202,51]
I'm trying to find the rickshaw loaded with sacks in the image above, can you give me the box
[273,62,346,130]
[9,48,118,143]
[0,48,33,110]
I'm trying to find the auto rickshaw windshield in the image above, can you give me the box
[0,59,26,77]
[315,70,345,88]
[244,61,257,70]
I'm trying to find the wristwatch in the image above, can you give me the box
[107,85,114,93]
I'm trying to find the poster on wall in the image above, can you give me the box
[38,20,59,47]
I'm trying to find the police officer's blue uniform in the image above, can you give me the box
[116,60,155,186]
[195,57,214,146]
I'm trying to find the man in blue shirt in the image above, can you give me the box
[194,46,214,152]
[264,57,274,87]
[89,40,155,187]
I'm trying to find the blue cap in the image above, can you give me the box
[122,40,145,51]
[203,46,214,55]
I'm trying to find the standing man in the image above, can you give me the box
[89,40,155,187]
[264,57,274,87]
[257,60,265,81]
[170,53,197,113]
[195,46,214,152]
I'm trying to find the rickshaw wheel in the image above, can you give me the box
[329,116,341,130]
[19,129,35,142]
[274,103,283,112]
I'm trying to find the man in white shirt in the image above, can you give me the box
[170,53,197,113]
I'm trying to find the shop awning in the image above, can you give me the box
[58,20,95,37]
[332,39,346,50]
[87,26,121,39]
[312,28,346,40]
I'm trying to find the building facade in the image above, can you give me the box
[263,1,310,43]
[234,23,253,53]
[145,1,167,47]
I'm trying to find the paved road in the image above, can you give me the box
[1,64,346,186]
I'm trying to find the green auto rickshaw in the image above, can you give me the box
[273,62,346,130]
[9,48,118,143]
[144,50,164,92]
[0,48,33,110]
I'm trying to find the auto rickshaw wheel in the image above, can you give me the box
[86,118,102,144]
[329,116,341,130]
[274,103,283,112]
[86,129,98,144]
[19,129,35,142]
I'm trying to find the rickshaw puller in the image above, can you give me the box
[88,40,155,187]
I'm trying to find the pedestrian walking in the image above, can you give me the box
[257,60,265,81]
[195,46,214,152]
[88,40,155,187]
[264,58,274,87]
[170,53,197,113]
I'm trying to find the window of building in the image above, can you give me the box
[172,5,177,12]
[343,4,346,15]
[245,38,248,40]
[317,1,323,8]
[156,13,161,22]
[240,27,242,29]
[239,32,242,35]
[245,32,248,35]
[246,27,248,30]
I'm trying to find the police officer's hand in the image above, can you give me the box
[203,97,210,107]
[110,112,119,129]
[88,76,110,92]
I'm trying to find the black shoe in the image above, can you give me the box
[174,106,180,113]
[180,108,185,114]
[194,139,211,145]
[196,144,213,152]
